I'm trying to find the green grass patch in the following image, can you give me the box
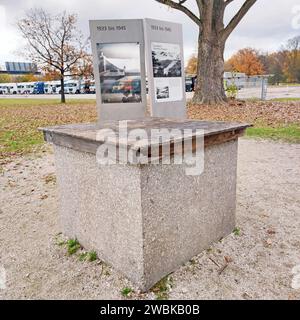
[66,238,81,255]
[275,83,300,87]
[151,275,173,300]
[79,251,98,262]
[0,128,43,154]
[233,227,241,236]
[246,125,300,143]
[0,98,95,108]
[271,97,300,102]
[121,287,134,297]
[0,99,97,159]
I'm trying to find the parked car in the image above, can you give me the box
[185,75,197,92]
[106,76,141,103]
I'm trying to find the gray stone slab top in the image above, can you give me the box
[40,117,251,156]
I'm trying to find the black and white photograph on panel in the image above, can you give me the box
[156,86,170,100]
[97,42,142,104]
[151,42,182,78]
[151,42,183,103]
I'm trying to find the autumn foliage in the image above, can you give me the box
[185,34,300,85]
[17,9,87,103]
[225,48,264,75]
[185,54,198,75]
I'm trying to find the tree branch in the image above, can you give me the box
[17,8,84,82]
[155,0,201,25]
[224,0,234,6]
[222,0,257,40]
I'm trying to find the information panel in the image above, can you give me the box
[89,20,147,121]
[144,18,186,119]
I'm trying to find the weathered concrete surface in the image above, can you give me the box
[53,139,238,290]
[54,146,144,286]
[141,140,237,288]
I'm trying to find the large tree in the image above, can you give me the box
[284,36,300,83]
[266,51,287,85]
[17,9,87,103]
[226,48,264,75]
[155,0,257,104]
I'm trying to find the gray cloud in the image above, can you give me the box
[0,0,299,63]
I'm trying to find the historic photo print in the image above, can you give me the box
[156,86,169,100]
[151,42,183,102]
[97,42,142,104]
[151,42,182,78]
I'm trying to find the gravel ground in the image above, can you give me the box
[0,139,300,300]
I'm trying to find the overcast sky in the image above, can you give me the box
[0,0,300,66]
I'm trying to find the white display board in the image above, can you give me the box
[144,18,186,119]
[89,19,147,121]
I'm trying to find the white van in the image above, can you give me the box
[57,80,81,94]
[5,83,18,94]
[0,85,8,94]
[17,82,35,94]
[44,81,61,94]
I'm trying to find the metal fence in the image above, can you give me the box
[225,75,268,100]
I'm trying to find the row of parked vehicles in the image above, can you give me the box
[0,80,96,95]
[0,76,198,95]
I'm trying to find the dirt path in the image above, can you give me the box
[0,139,299,300]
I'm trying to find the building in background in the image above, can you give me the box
[0,61,40,75]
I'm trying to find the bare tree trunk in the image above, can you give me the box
[192,30,227,105]
[60,76,66,103]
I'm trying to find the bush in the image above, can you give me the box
[225,81,238,99]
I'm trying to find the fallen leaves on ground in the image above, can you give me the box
[188,100,300,126]
[1,99,300,160]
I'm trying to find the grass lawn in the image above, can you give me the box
[0,98,96,106]
[274,83,300,87]
[188,100,300,143]
[0,99,97,160]
[271,97,300,102]
[246,125,300,143]
[0,98,299,160]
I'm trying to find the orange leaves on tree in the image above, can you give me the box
[185,54,198,75]
[226,48,265,76]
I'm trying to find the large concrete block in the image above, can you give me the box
[42,118,248,290]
